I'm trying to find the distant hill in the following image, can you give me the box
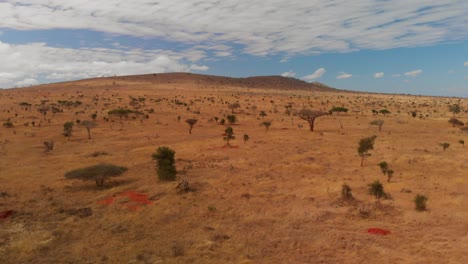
[81,72,342,92]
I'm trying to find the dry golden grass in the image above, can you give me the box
[0,76,467,263]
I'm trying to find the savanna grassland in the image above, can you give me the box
[0,73,467,264]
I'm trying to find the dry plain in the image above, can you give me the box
[0,73,467,263]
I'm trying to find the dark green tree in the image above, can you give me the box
[368,180,385,201]
[414,194,428,211]
[224,127,235,146]
[152,147,177,181]
[63,121,74,141]
[226,115,237,124]
[449,104,461,116]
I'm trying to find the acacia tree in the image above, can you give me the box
[370,120,384,131]
[439,142,450,152]
[80,120,96,139]
[185,119,198,134]
[358,135,377,167]
[65,163,128,186]
[228,102,241,114]
[261,121,272,132]
[296,109,328,131]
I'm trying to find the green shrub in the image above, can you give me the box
[65,163,128,186]
[152,147,177,181]
[414,194,428,211]
[368,180,385,200]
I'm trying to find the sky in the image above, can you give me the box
[0,0,467,97]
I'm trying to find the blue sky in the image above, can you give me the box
[0,0,467,97]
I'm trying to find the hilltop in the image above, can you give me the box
[26,72,342,93]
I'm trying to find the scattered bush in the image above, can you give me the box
[368,180,386,201]
[414,194,428,211]
[341,183,354,201]
[2,121,13,128]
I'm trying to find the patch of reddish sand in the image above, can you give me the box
[367,228,391,235]
[97,191,152,210]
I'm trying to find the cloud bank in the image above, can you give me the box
[0,41,208,87]
[0,1,467,57]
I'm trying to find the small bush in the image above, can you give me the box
[152,147,177,181]
[414,194,428,211]
[368,180,385,200]
[65,164,128,186]
[341,183,354,201]
[3,121,13,128]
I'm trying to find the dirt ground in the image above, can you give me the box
[0,75,467,263]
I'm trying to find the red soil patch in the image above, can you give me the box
[0,210,14,219]
[367,228,391,235]
[97,191,152,211]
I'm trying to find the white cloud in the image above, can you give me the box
[404,69,423,77]
[464,61,468,66]
[14,78,38,87]
[0,1,466,56]
[0,41,208,88]
[337,72,352,79]
[281,70,296,78]
[302,68,326,81]
[374,72,384,78]
[189,64,209,71]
